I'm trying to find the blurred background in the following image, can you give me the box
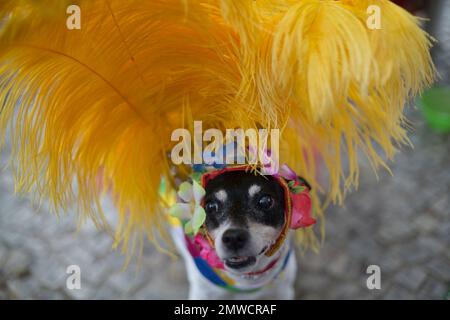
[0,0,449,300]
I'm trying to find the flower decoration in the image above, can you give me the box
[277,164,316,229]
[192,141,243,174]
[277,164,305,194]
[247,145,279,175]
[194,234,224,269]
[290,189,315,228]
[277,164,297,181]
[169,180,206,236]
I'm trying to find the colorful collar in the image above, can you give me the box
[185,233,292,293]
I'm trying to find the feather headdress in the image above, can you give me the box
[0,1,434,254]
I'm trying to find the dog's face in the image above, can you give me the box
[203,170,286,273]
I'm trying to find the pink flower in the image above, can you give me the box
[194,234,224,269]
[277,164,298,181]
[290,191,316,229]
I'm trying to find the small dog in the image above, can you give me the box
[172,170,298,299]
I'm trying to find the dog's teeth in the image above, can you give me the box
[229,257,247,262]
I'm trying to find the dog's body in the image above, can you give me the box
[172,170,298,299]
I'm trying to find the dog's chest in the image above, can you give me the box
[172,226,297,299]
[188,247,297,299]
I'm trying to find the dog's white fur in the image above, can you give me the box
[171,226,297,299]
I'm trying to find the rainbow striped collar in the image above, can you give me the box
[184,234,292,293]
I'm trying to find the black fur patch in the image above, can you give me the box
[203,171,285,231]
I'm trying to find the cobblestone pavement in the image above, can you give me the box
[0,109,448,300]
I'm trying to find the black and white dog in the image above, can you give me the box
[172,168,312,299]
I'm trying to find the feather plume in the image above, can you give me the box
[0,1,434,254]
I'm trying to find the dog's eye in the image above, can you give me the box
[257,195,274,210]
[205,201,219,214]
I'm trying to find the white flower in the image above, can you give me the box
[169,180,206,235]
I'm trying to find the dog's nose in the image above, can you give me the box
[222,228,249,251]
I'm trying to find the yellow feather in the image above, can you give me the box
[0,1,435,255]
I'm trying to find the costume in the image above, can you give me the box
[168,161,312,294]
[0,1,434,257]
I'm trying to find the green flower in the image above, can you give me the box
[169,180,206,236]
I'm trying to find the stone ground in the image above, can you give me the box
[0,108,449,300]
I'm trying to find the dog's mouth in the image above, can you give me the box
[224,256,257,269]
[223,245,268,269]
